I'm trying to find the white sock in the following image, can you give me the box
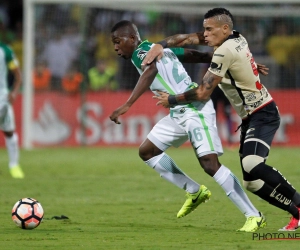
[213,165,260,217]
[145,152,200,193]
[5,133,19,168]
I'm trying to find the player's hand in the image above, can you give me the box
[141,44,164,69]
[109,104,130,124]
[257,63,269,76]
[153,91,171,108]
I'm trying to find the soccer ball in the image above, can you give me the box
[11,198,44,229]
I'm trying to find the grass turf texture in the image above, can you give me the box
[0,147,300,250]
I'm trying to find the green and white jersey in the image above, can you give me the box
[0,43,19,100]
[131,40,208,116]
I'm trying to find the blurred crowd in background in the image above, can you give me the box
[1,2,300,93]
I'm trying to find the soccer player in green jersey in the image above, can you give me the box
[110,20,266,232]
[0,42,24,178]
[142,8,300,231]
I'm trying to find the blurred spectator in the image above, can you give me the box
[117,59,140,90]
[93,31,118,69]
[88,60,118,91]
[63,23,82,59]
[0,2,9,27]
[145,16,165,44]
[289,27,300,88]
[266,22,295,88]
[33,60,51,91]
[0,20,15,44]
[243,21,266,56]
[61,64,83,94]
[41,33,77,90]
[10,21,23,68]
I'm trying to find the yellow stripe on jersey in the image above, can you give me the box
[7,59,19,70]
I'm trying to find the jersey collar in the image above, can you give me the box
[226,30,240,41]
[138,40,149,48]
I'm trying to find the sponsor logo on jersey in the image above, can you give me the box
[210,62,222,73]
[137,49,147,60]
[235,39,247,52]
[164,50,177,60]
[179,108,186,113]
[245,92,256,102]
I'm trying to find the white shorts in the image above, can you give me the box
[147,100,223,157]
[0,101,15,131]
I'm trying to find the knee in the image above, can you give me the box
[242,155,264,173]
[4,131,14,138]
[199,154,221,177]
[139,144,150,161]
[243,179,264,192]
[138,142,162,161]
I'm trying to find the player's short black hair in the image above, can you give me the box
[204,8,234,23]
[111,20,133,33]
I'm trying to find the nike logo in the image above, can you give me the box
[256,218,263,227]
[192,193,201,203]
[194,144,203,151]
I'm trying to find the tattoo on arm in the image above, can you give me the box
[165,33,200,47]
[183,50,212,63]
[173,71,221,104]
[174,88,198,103]
[196,32,206,45]
[203,74,215,91]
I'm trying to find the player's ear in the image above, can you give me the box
[129,34,136,44]
[223,24,229,34]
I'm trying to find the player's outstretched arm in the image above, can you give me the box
[110,63,158,124]
[142,32,205,66]
[180,49,213,63]
[153,71,222,107]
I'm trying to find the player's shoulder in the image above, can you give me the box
[215,32,247,57]
[0,42,14,55]
[0,42,12,50]
[213,43,232,59]
[132,40,153,64]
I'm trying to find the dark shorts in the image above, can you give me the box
[239,101,280,181]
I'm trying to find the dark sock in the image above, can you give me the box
[287,204,300,219]
[292,192,300,207]
[254,183,293,212]
[250,162,296,199]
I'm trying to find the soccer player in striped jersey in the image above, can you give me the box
[143,8,300,231]
[110,20,266,232]
[0,42,24,178]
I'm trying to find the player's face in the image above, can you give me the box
[111,30,136,60]
[203,18,228,47]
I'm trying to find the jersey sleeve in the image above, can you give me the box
[3,44,19,70]
[131,48,148,70]
[208,46,233,77]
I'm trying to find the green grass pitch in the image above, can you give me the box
[0,146,300,250]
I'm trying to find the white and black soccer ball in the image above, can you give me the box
[12,198,44,229]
